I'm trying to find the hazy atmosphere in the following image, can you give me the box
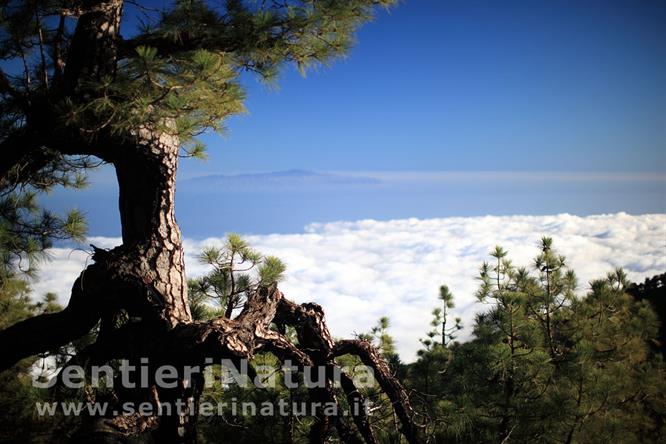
[39,0,666,356]
[1,0,664,442]
[37,213,666,360]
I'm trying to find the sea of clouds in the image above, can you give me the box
[34,213,666,361]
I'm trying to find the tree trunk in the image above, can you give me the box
[0,130,425,442]
[113,128,191,327]
[111,129,195,442]
[63,0,123,95]
[60,128,197,443]
[0,1,425,442]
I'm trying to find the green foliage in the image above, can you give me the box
[197,351,315,443]
[342,316,408,440]
[258,256,287,286]
[2,0,397,159]
[369,315,397,359]
[67,46,247,153]
[407,240,666,443]
[63,0,396,153]
[0,190,87,281]
[147,0,396,81]
[439,284,454,308]
[0,273,33,330]
[0,0,395,283]
[189,233,286,320]
[628,273,666,356]
[0,274,73,443]
[191,241,666,443]
[431,285,462,346]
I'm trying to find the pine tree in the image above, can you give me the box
[558,269,666,443]
[189,233,285,320]
[0,2,421,443]
[434,285,462,347]
[422,242,665,443]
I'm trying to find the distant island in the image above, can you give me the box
[183,169,383,188]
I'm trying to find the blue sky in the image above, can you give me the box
[178,0,666,176]
[27,1,666,356]
[46,0,666,237]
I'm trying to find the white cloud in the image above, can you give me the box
[31,213,666,362]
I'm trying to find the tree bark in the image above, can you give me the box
[112,128,191,327]
[0,122,425,442]
[63,0,124,95]
[0,131,425,443]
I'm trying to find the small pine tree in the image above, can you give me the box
[435,285,462,346]
[189,234,286,321]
